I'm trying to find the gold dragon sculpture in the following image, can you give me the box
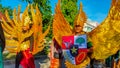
[1,4,50,56]
[53,0,120,67]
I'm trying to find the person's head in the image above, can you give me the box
[74,24,83,33]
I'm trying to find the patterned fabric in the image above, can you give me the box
[62,35,88,65]
[20,48,35,68]
[15,48,35,68]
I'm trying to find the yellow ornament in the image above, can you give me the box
[2,4,50,55]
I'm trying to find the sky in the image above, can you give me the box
[0,0,112,23]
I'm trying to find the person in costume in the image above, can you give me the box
[72,5,94,67]
[1,5,50,68]
[0,20,5,68]
[52,0,92,67]
[15,16,35,68]
[50,38,64,68]
[53,0,120,68]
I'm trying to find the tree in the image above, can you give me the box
[61,0,78,26]
[0,4,13,16]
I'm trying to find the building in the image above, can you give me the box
[83,19,99,32]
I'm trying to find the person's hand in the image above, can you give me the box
[88,47,93,53]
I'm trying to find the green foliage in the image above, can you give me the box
[61,0,78,26]
[3,53,9,60]
[87,41,93,48]
[40,37,51,55]
[0,4,13,16]
[34,46,49,56]
[3,53,16,60]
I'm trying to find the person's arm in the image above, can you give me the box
[0,23,5,52]
[87,35,93,53]
[0,22,5,68]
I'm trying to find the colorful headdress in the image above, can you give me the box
[74,2,87,27]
